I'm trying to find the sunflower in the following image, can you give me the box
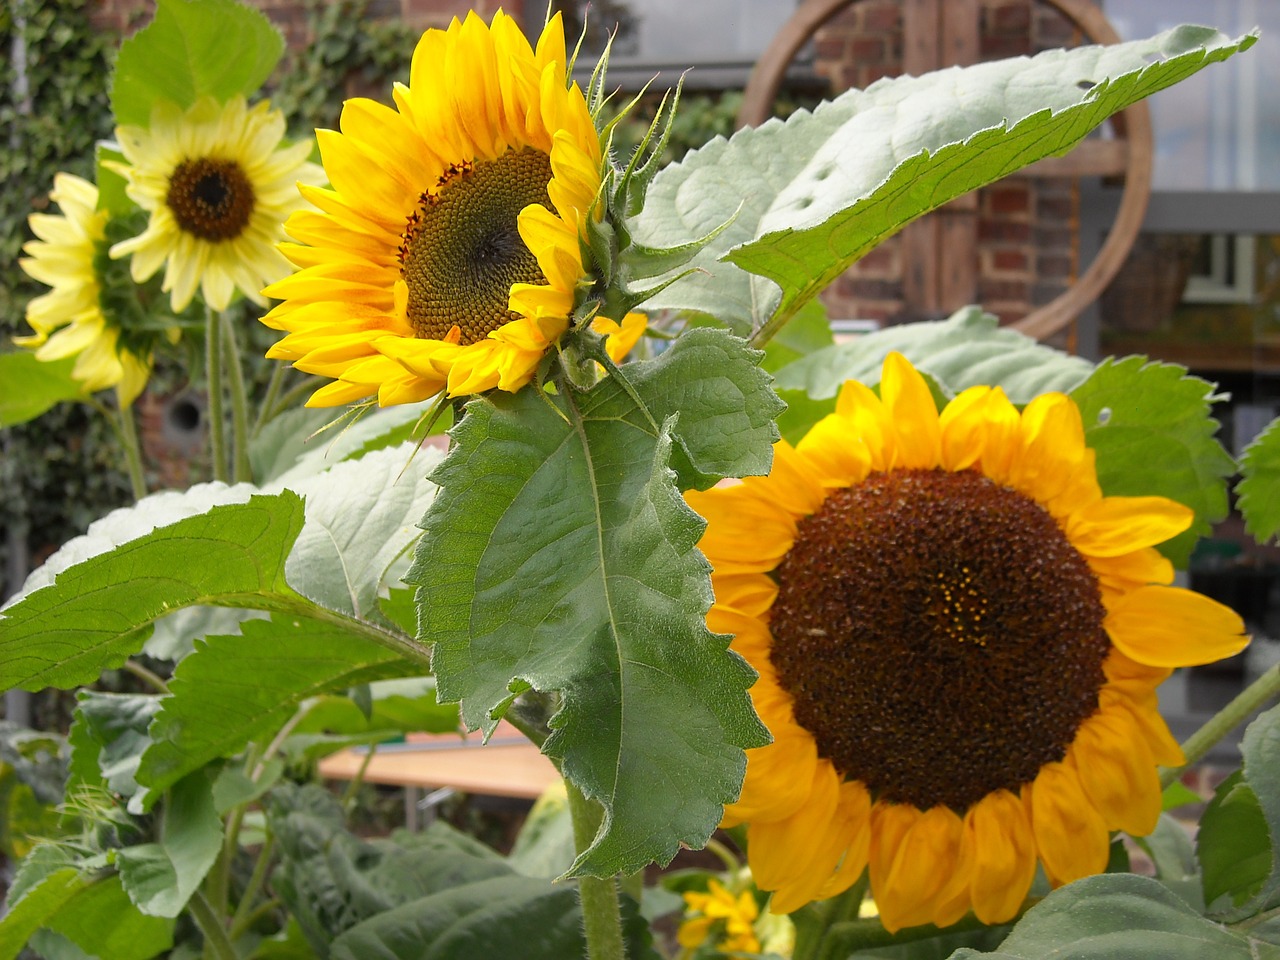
[16,173,152,405]
[108,95,323,313]
[678,879,761,956]
[685,353,1249,932]
[259,10,605,406]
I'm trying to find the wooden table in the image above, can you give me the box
[317,725,562,827]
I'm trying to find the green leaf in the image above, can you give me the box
[1162,781,1204,812]
[631,26,1255,335]
[266,404,428,486]
[0,352,84,427]
[1132,814,1203,911]
[282,444,442,623]
[1070,358,1234,568]
[1198,771,1270,911]
[760,299,840,443]
[0,869,172,960]
[135,616,414,800]
[948,874,1251,959]
[773,308,1093,404]
[211,758,283,815]
[1237,416,1280,544]
[328,875,659,960]
[1200,703,1280,921]
[615,328,784,489]
[507,783,575,879]
[115,771,222,918]
[111,0,284,127]
[412,380,767,877]
[0,868,89,960]
[72,692,160,800]
[0,493,305,693]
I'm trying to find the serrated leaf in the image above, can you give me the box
[0,352,84,427]
[0,494,305,693]
[135,616,414,801]
[1237,416,1280,544]
[632,27,1255,335]
[773,308,1093,404]
[948,874,1251,960]
[1070,357,1234,568]
[283,444,442,623]
[268,405,428,486]
[615,328,784,489]
[412,382,767,877]
[116,771,222,918]
[1201,703,1280,922]
[211,758,283,815]
[111,0,284,127]
[143,605,269,662]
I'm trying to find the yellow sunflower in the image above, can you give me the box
[678,879,762,956]
[259,10,605,406]
[109,94,323,313]
[16,173,152,405]
[685,353,1249,932]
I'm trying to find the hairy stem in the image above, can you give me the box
[1161,661,1280,788]
[116,402,148,500]
[220,311,253,483]
[565,779,627,960]
[206,305,227,482]
[188,889,238,960]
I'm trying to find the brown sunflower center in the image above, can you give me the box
[769,467,1109,813]
[398,148,553,345]
[166,157,255,242]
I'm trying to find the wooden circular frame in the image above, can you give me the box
[737,0,1153,341]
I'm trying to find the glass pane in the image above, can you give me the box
[1106,0,1280,190]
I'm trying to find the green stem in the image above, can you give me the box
[266,376,323,422]
[209,804,246,916]
[340,743,378,810]
[748,304,796,351]
[220,311,252,483]
[228,834,276,940]
[121,659,168,694]
[188,889,238,960]
[206,305,228,482]
[565,779,627,960]
[116,403,148,500]
[792,875,868,960]
[703,836,741,873]
[253,363,286,437]
[1161,661,1280,788]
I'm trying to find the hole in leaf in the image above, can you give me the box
[1097,407,1112,426]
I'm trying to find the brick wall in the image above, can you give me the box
[810,0,1086,327]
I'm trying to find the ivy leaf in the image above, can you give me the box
[773,307,1093,404]
[283,444,442,623]
[0,353,84,427]
[947,874,1252,959]
[1237,416,1280,545]
[115,771,223,918]
[631,26,1255,334]
[0,493,305,693]
[412,383,767,877]
[1199,703,1280,922]
[1070,358,1234,568]
[111,0,284,127]
[135,616,414,801]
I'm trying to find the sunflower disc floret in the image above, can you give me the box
[260,10,606,406]
[685,353,1249,931]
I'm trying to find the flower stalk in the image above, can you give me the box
[205,305,227,482]
[220,310,252,482]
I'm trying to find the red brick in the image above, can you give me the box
[862,1,900,35]
[1037,254,1074,279]
[978,220,1032,243]
[989,1,1031,35]
[851,38,886,63]
[987,184,1030,215]
[978,279,1030,302]
[814,37,848,61]
[992,249,1028,272]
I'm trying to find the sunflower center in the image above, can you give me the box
[399,148,553,345]
[166,158,255,242]
[769,468,1110,813]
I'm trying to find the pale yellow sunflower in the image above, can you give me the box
[109,95,323,313]
[16,173,152,404]
[685,353,1249,932]
[678,879,761,956]
[259,10,608,406]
